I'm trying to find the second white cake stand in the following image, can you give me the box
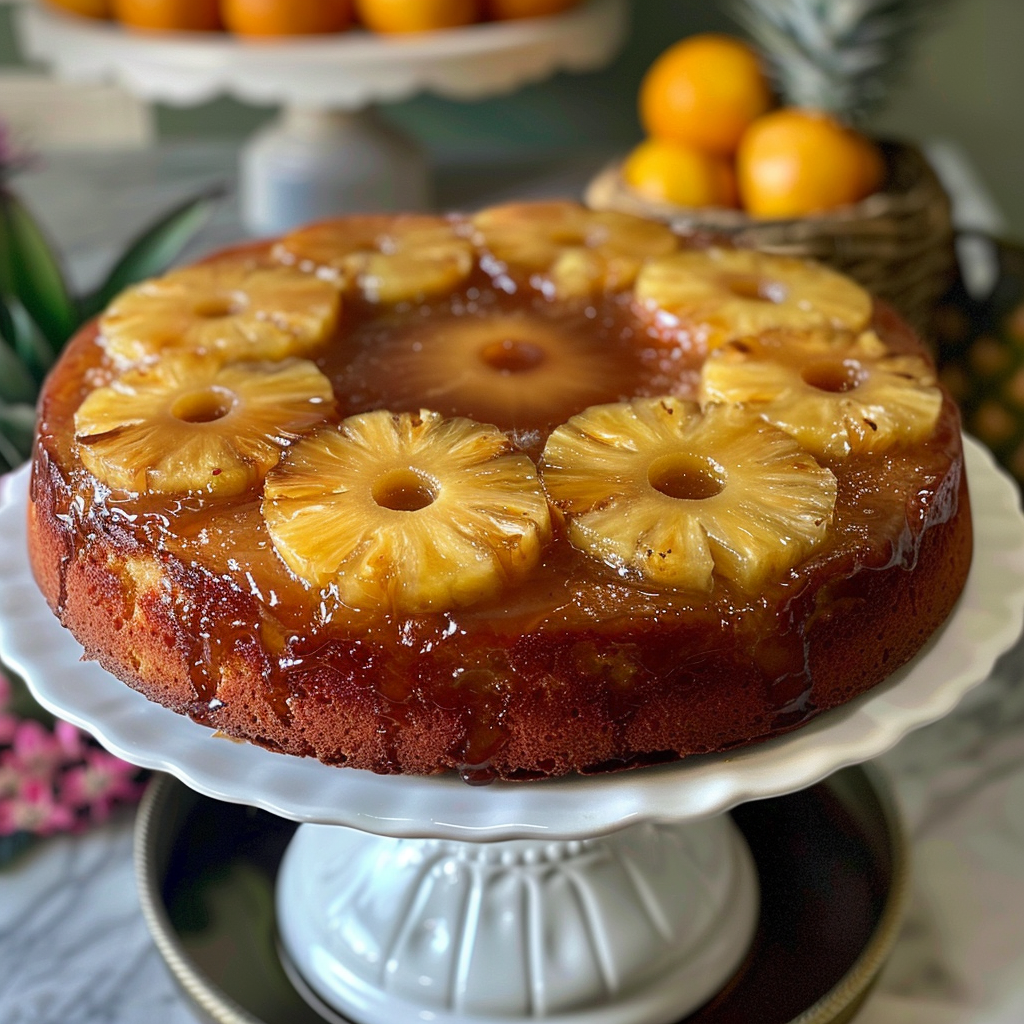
[2,437,1022,1024]
[17,0,629,235]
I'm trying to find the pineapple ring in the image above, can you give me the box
[100,261,341,368]
[634,247,872,351]
[274,214,474,303]
[262,409,552,614]
[471,201,678,299]
[342,310,631,433]
[700,329,943,458]
[74,354,335,496]
[541,397,837,592]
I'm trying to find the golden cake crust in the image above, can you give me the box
[27,206,973,781]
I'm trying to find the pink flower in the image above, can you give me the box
[7,719,67,778]
[0,760,21,800]
[0,671,11,712]
[0,712,17,746]
[54,720,86,760]
[60,749,143,822]
[0,686,143,837]
[0,778,76,836]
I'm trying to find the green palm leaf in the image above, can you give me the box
[0,331,38,404]
[0,287,19,362]
[0,188,77,353]
[0,399,35,471]
[6,300,54,382]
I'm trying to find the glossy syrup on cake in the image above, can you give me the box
[28,203,972,782]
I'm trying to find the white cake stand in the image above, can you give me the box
[16,0,629,234]
[2,436,1023,1024]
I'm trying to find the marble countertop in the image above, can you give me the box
[2,142,1023,1024]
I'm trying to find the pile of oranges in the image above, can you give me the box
[624,33,886,219]
[45,0,584,35]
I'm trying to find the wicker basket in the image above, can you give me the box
[585,141,955,338]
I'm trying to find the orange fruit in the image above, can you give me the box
[484,0,580,19]
[223,0,352,35]
[44,0,112,18]
[639,34,773,157]
[737,108,886,218]
[355,0,478,32]
[622,138,737,209]
[112,0,221,30]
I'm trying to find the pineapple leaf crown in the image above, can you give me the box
[731,0,951,122]
[0,149,223,474]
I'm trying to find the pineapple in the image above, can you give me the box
[731,0,946,122]
[471,202,677,299]
[701,328,942,458]
[634,247,872,351]
[74,355,334,495]
[541,397,836,592]
[348,310,626,433]
[0,178,221,475]
[274,215,474,304]
[99,261,341,368]
[934,270,1024,482]
[262,409,552,614]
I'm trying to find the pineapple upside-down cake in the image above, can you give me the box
[27,201,972,782]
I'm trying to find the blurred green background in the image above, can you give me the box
[0,0,1020,237]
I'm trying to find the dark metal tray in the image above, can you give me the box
[135,765,907,1024]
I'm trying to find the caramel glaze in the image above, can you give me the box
[28,255,972,782]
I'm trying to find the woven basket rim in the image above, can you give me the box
[586,139,947,234]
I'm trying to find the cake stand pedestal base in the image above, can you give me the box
[275,817,759,1024]
[240,107,431,237]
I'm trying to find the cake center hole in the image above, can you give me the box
[723,274,787,304]
[648,454,725,501]
[479,338,547,374]
[373,469,437,512]
[802,360,862,393]
[193,295,242,319]
[171,387,234,424]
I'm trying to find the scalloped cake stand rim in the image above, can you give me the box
[16,0,628,108]
[1,436,1022,841]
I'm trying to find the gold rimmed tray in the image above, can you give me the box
[134,764,908,1024]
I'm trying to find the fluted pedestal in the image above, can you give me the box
[276,817,759,1024]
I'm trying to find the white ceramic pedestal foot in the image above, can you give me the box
[240,107,431,237]
[276,816,759,1024]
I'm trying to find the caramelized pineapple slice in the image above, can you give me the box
[634,247,872,351]
[262,410,552,614]
[471,201,677,299]
[74,355,334,495]
[348,310,627,433]
[274,214,474,303]
[99,261,340,367]
[542,397,836,592]
[701,329,943,458]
